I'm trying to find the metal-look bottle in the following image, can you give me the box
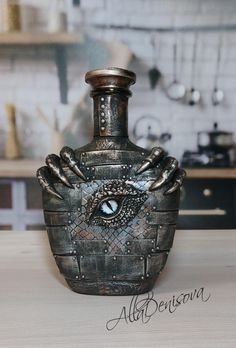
[37,68,185,295]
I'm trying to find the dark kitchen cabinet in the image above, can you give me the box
[178,178,236,229]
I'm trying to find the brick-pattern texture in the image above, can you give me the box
[0,0,236,160]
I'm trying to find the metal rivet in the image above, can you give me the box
[73,241,76,244]
[151,240,155,244]
[159,225,163,229]
[92,167,95,171]
[166,252,169,255]
[101,97,104,101]
[81,275,85,279]
[146,213,150,216]
[68,220,71,223]
[73,250,76,254]
[123,175,126,179]
[104,249,108,253]
[101,105,105,108]
[146,273,150,278]
[156,246,160,250]
[127,249,131,254]
[75,275,79,279]
[142,152,145,156]
[151,248,155,252]
[112,275,116,280]
[82,152,85,156]
[80,255,84,259]
[69,250,72,254]
[113,256,117,261]
[129,164,132,168]
[64,227,67,230]
[101,112,105,116]
[68,213,71,216]
[101,127,105,131]
[148,254,151,258]
[104,240,107,244]
[81,162,85,165]
[73,257,76,260]
[86,167,90,170]
[101,119,105,123]
[126,241,131,246]
[141,276,144,280]
[140,256,144,261]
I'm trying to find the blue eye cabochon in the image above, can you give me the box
[86,181,148,228]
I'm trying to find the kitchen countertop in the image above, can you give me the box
[0,159,236,178]
[0,229,236,348]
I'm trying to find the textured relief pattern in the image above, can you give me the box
[67,180,153,254]
[85,180,148,228]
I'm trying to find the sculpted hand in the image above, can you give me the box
[36,146,86,200]
[136,147,186,195]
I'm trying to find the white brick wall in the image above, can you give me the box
[0,0,236,161]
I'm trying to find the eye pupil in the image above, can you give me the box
[100,200,118,215]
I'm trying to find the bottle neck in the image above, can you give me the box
[93,92,129,138]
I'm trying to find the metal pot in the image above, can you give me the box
[198,123,234,151]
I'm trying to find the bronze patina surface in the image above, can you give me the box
[37,67,185,296]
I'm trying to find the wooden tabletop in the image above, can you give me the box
[0,229,236,348]
[1,159,236,178]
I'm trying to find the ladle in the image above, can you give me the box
[166,36,186,100]
[212,33,224,106]
[186,33,201,106]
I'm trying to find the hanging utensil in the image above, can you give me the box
[166,34,186,100]
[148,34,162,89]
[186,32,201,106]
[212,33,224,106]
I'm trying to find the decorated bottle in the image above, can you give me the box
[37,68,185,296]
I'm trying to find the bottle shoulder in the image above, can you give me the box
[75,137,148,155]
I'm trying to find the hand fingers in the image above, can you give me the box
[136,147,165,175]
[149,157,178,191]
[164,169,186,195]
[46,154,73,188]
[60,146,86,181]
[36,166,63,200]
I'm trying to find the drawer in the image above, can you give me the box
[180,179,235,210]
[178,178,236,229]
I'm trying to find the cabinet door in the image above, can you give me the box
[178,179,236,229]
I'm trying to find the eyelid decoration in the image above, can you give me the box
[86,180,148,228]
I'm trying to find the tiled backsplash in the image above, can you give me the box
[0,0,236,160]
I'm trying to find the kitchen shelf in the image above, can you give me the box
[0,159,41,178]
[185,168,236,179]
[0,32,83,45]
[1,160,236,179]
[0,32,84,104]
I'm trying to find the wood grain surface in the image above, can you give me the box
[0,229,236,348]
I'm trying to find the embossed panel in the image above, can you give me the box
[47,226,74,254]
[146,252,168,277]
[157,225,176,250]
[55,255,80,279]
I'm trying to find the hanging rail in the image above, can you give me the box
[95,24,236,33]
